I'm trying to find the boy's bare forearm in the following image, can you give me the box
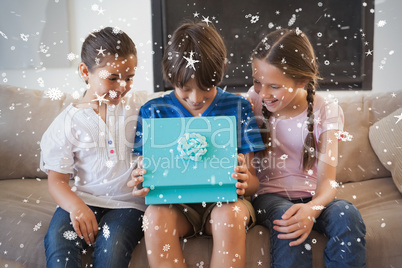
[48,170,86,213]
[244,152,259,196]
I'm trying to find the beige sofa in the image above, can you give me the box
[1,84,401,267]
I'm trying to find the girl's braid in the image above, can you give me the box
[261,104,273,155]
[302,82,316,170]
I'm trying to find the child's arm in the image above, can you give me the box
[48,170,98,245]
[309,129,339,207]
[232,153,259,197]
[272,130,338,246]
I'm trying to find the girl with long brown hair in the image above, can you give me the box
[249,28,366,267]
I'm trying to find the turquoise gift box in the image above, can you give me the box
[142,116,238,205]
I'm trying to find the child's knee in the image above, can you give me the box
[144,204,186,231]
[210,202,249,228]
[325,200,366,236]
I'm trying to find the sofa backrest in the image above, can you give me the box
[336,91,402,183]
[0,85,75,179]
[0,85,156,180]
[1,84,401,184]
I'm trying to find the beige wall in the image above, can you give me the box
[372,0,402,92]
[0,0,154,94]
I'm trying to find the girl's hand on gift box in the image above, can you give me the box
[127,156,149,197]
[232,153,249,196]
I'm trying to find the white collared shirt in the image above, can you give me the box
[40,91,151,211]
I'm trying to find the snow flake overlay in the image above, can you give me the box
[245,14,260,24]
[142,215,149,232]
[63,230,78,241]
[67,52,78,61]
[232,205,241,213]
[288,14,296,26]
[311,205,325,210]
[45,88,64,101]
[33,221,42,231]
[377,20,387,27]
[201,16,211,26]
[108,90,118,99]
[183,51,200,71]
[335,131,353,142]
[394,113,402,124]
[163,244,170,252]
[102,223,110,240]
[98,70,110,79]
[92,92,109,106]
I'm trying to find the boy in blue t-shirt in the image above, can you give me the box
[133,87,263,155]
[128,22,264,268]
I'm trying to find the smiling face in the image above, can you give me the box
[174,78,217,117]
[80,55,137,106]
[252,59,308,117]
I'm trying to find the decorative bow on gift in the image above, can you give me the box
[177,133,208,161]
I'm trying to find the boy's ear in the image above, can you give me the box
[79,62,89,81]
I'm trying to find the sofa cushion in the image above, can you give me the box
[0,177,271,268]
[336,91,402,183]
[369,108,402,193]
[0,178,56,267]
[336,177,402,266]
[0,85,74,179]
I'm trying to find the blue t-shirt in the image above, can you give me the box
[133,88,264,155]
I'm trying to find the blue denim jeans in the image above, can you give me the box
[253,194,366,268]
[44,206,144,268]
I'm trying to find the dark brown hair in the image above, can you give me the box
[251,28,321,170]
[162,21,227,91]
[81,27,137,72]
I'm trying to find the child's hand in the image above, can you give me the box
[127,156,149,197]
[70,203,98,245]
[272,203,318,247]
[232,153,250,196]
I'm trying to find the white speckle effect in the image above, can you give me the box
[102,223,110,240]
[98,70,110,79]
[288,14,296,26]
[377,20,387,27]
[142,215,149,232]
[45,88,64,101]
[108,90,117,98]
[67,52,77,61]
[33,221,42,231]
[163,244,170,252]
[105,160,114,168]
[72,91,80,100]
[311,205,325,210]
[63,230,77,240]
